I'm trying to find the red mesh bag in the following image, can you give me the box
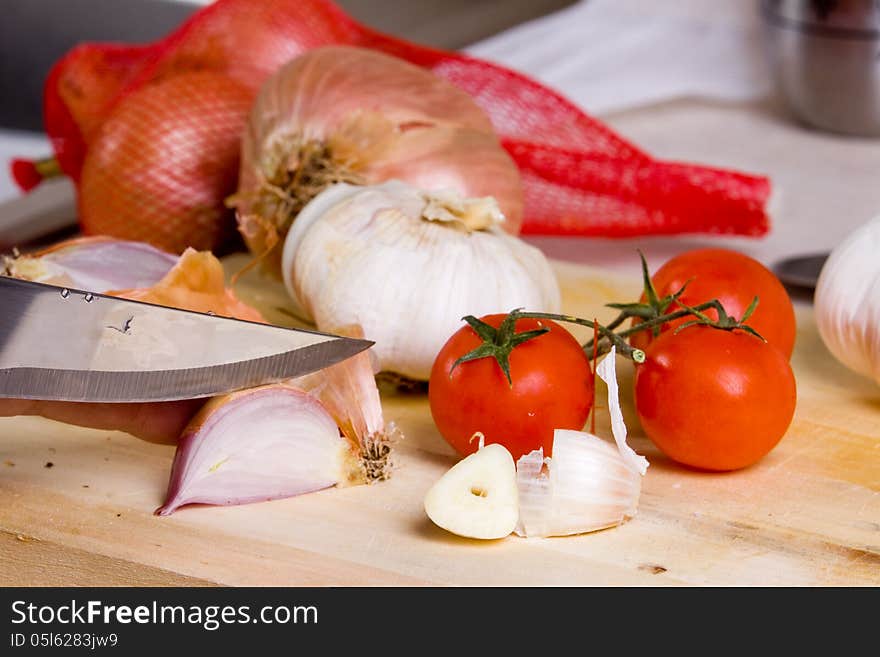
[24,0,770,246]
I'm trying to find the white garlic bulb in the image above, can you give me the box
[815,215,880,386]
[281,181,561,380]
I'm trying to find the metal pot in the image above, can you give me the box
[761,0,880,136]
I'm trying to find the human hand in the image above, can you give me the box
[0,398,205,444]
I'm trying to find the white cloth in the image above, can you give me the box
[466,0,772,116]
[0,0,771,204]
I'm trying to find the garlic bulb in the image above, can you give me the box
[815,215,880,385]
[516,347,648,538]
[281,180,561,380]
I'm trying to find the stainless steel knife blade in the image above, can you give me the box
[0,276,373,402]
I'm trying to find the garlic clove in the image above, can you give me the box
[424,443,519,540]
[515,431,643,538]
[3,236,176,292]
[157,385,356,515]
[515,347,647,538]
[815,215,880,385]
[280,182,365,320]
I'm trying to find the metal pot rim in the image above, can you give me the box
[760,0,880,40]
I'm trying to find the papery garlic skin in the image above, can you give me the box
[596,346,649,476]
[281,181,561,380]
[157,385,354,515]
[815,215,880,385]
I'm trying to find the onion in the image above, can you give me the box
[6,236,395,509]
[109,248,265,323]
[157,385,357,515]
[5,236,264,323]
[79,72,253,253]
[158,329,395,515]
[3,236,176,291]
[233,46,523,275]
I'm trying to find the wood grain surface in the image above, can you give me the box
[1,257,878,587]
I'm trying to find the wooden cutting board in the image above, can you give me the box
[1,256,878,586]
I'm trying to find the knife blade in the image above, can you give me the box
[0,276,373,402]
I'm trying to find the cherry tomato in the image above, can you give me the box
[633,326,797,471]
[630,249,796,358]
[429,314,593,461]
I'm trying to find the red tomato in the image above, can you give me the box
[630,249,796,358]
[633,326,797,471]
[429,314,593,461]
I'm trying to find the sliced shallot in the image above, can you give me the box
[157,385,359,515]
[3,236,176,292]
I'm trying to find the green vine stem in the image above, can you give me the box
[450,252,765,383]
[580,299,727,357]
[506,311,648,363]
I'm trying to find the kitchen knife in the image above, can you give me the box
[0,275,373,402]
[773,252,828,291]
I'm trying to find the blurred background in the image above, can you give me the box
[2,0,880,279]
[0,0,578,133]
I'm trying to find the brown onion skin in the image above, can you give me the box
[236,46,523,275]
[79,72,253,254]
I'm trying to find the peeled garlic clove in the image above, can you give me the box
[815,215,880,385]
[3,236,176,292]
[515,347,647,538]
[424,443,519,540]
[281,180,561,380]
[157,385,358,515]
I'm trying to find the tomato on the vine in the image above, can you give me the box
[429,314,593,461]
[630,248,796,358]
[633,325,797,471]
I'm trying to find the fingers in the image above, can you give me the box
[0,399,205,444]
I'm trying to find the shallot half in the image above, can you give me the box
[157,385,357,515]
[159,333,394,514]
[2,236,176,291]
